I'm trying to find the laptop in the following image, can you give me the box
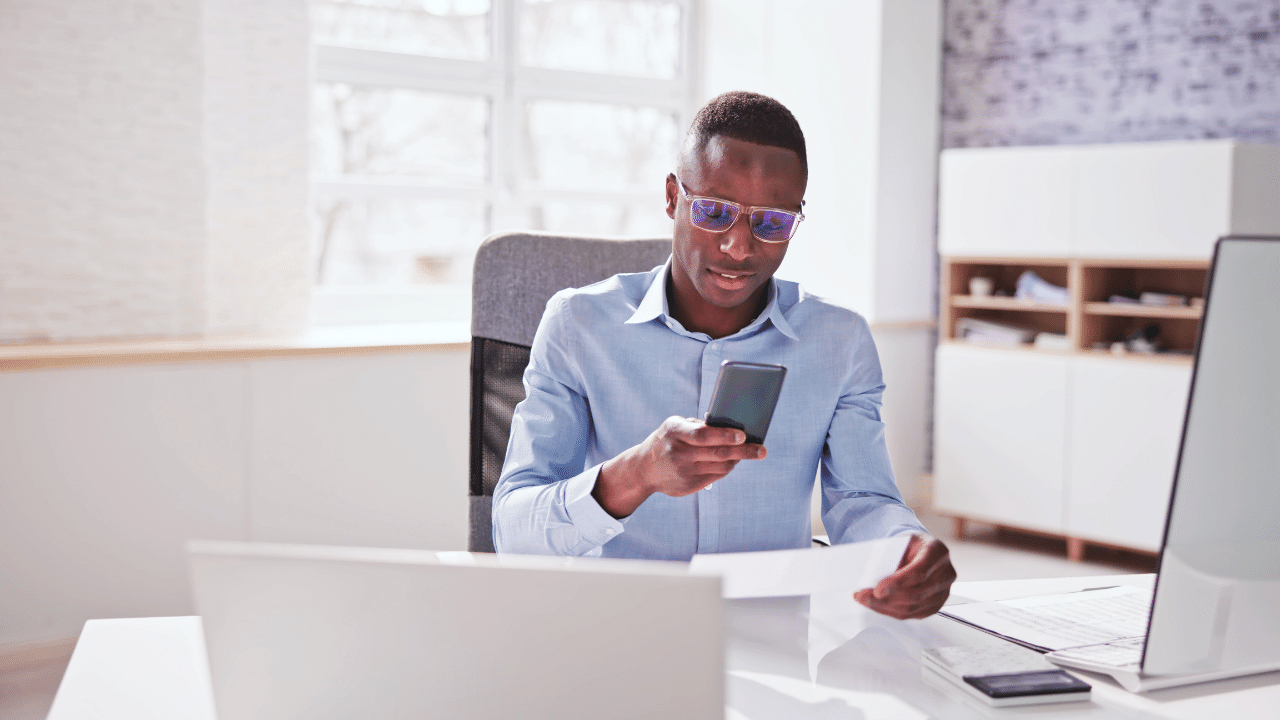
[188,542,724,719]
[1046,236,1280,691]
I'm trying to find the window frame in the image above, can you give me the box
[311,0,701,323]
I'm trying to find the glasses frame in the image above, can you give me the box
[675,175,805,243]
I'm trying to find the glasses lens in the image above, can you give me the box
[750,209,798,242]
[690,199,739,231]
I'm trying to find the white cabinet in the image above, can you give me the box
[1073,142,1233,259]
[938,146,1074,257]
[934,345,1068,535]
[1067,358,1193,551]
[939,141,1280,260]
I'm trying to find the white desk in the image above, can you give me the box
[48,574,1280,719]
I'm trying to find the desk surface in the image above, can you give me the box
[48,574,1280,720]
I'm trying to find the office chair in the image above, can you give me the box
[469,232,672,552]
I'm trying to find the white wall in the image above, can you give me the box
[0,0,946,648]
[0,350,470,647]
[202,0,313,334]
[871,326,935,506]
[0,0,311,343]
[703,0,942,501]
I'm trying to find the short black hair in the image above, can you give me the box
[680,91,807,173]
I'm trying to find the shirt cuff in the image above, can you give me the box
[563,463,625,547]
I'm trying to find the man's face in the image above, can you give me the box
[664,135,807,333]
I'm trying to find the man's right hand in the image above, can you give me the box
[593,416,766,519]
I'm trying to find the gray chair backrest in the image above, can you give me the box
[469,232,672,552]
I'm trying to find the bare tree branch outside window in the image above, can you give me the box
[311,0,689,291]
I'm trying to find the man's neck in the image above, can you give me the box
[665,270,770,340]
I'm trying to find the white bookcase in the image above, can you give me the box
[933,140,1280,559]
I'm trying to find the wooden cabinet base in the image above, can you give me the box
[940,514,1159,567]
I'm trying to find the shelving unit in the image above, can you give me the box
[942,257,1207,362]
[938,258,1208,560]
[934,140,1280,563]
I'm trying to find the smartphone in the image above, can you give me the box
[704,360,787,445]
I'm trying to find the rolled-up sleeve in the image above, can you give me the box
[492,294,626,555]
[820,315,926,544]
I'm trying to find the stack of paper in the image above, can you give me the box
[956,318,1036,346]
[688,535,909,599]
[1139,291,1188,307]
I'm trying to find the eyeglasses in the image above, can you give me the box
[676,175,805,243]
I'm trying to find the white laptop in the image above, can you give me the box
[188,541,723,720]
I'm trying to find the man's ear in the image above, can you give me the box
[664,173,678,220]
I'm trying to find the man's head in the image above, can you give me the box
[665,91,808,339]
[677,91,808,180]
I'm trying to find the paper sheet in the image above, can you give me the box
[689,535,910,599]
[940,585,1151,651]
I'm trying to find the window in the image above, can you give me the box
[311,0,698,324]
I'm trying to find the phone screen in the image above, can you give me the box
[704,361,787,445]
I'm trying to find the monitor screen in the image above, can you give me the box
[1144,236,1280,676]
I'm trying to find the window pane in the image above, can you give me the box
[525,200,672,237]
[312,0,490,60]
[313,83,488,183]
[520,0,681,78]
[314,198,488,285]
[523,100,678,190]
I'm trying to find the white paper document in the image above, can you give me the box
[689,535,910,599]
[940,586,1152,651]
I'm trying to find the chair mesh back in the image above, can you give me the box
[469,232,672,552]
[469,337,531,552]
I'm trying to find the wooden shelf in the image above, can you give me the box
[941,339,1082,360]
[1079,348,1195,365]
[1083,302,1202,320]
[942,256,1209,358]
[951,296,1069,313]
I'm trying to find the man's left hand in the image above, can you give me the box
[853,533,956,619]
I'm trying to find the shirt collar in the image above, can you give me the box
[625,257,799,341]
[625,258,671,326]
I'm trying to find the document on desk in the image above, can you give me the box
[940,586,1152,652]
[689,535,909,599]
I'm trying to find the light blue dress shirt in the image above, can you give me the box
[492,258,925,560]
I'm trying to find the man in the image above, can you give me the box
[493,91,955,619]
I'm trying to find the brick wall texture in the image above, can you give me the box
[0,0,309,342]
[943,0,1280,148]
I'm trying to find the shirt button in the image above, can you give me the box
[604,528,616,536]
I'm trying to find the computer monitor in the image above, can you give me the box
[1143,236,1280,677]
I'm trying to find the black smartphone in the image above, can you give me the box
[964,670,1091,699]
[704,360,787,445]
